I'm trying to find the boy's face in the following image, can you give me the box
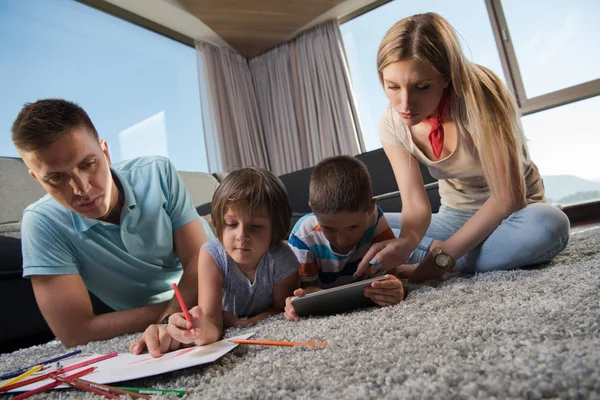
[221,207,272,270]
[314,204,375,254]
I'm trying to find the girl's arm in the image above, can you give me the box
[231,271,299,327]
[357,142,431,275]
[193,247,225,345]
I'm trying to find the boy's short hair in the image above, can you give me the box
[12,99,99,152]
[309,155,373,214]
[211,166,292,247]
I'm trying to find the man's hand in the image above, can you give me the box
[284,287,322,322]
[363,275,405,306]
[129,323,184,358]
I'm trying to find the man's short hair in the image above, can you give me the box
[211,166,292,247]
[12,99,98,152]
[309,155,373,214]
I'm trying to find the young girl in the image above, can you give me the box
[356,12,570,282]
[166,167,299,346]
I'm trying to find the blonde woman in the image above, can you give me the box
[356,13,569,282]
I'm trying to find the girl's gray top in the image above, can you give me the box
[204,238,300,318]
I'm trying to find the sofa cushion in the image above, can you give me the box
[0,223,22,276]
[0,157,46,224]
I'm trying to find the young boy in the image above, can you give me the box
[285,155,405,321]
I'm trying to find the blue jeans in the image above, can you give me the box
[385,203,570,273]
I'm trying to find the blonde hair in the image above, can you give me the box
[377,13,527,209]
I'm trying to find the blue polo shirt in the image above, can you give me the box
[21,156,215,311]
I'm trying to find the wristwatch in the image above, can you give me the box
[434,247,455,268]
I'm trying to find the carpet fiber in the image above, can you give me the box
[2,227,599,399]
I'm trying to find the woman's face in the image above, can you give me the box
[381,59,447,126]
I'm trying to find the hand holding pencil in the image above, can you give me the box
[167,283,203,344]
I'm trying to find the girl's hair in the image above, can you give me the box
[211,166,292,247]
[377,12,527,208]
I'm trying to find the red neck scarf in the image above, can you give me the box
[424,90,451,159]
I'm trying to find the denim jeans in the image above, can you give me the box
[385,203,570,273]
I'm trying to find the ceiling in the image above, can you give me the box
[102,0,381,57]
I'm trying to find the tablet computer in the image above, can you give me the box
[291,276,386,317]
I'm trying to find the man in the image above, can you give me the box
[12,99,213,356]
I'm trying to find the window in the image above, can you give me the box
[340,0,505,152]
[0,0,208,172]
[500,0,600,98]
[522,96,600,206]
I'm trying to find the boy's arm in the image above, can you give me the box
[372,213,396,243]
[288,233,321,288]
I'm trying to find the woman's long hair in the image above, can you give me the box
[377,12,527,209]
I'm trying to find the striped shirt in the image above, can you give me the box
[288,205,395,288]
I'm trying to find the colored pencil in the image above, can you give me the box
[0,352,118,393]
[0,349,82,380]
[172,282,194,327]
[0,366,42,389]
[61,378,151,399]
[230,339,328,347]
[115,386,189,397]
[11,367,96,400]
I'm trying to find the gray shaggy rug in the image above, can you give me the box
[1,226,599,399]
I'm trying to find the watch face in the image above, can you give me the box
[435,253,452,268]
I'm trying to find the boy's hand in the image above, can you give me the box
[284,287,322,321]
[222,311,252,328]
[363,275,404,306]
[166,306,202,345]
[129,323,183,358]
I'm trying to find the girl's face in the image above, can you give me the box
[222,207,272,271]
[381,59,447,126]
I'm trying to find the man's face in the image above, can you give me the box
[20,127,117,221]
[314,208,373,255]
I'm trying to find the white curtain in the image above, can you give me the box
[196,20,364,175]
[196,42,270,172]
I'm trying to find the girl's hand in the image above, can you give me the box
[363,275,405,306]
[166,306,202,344]
[356,237,416,278]
[284,287,322,322]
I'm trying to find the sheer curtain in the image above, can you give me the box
[197,20,364,175]
[196,42,270,173]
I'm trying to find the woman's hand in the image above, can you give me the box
[408,239,451,283]
[363,275,405,306]
[356,237,417,278]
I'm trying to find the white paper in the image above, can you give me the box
[8,333,253,393]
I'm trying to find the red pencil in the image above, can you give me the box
[11,366,96,400]
[0,352,118,393]
[172,283,194,327]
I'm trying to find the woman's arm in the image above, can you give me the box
[357,142,431,275]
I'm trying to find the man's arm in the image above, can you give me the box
[159,218,208,322]
[32,274,166,348]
